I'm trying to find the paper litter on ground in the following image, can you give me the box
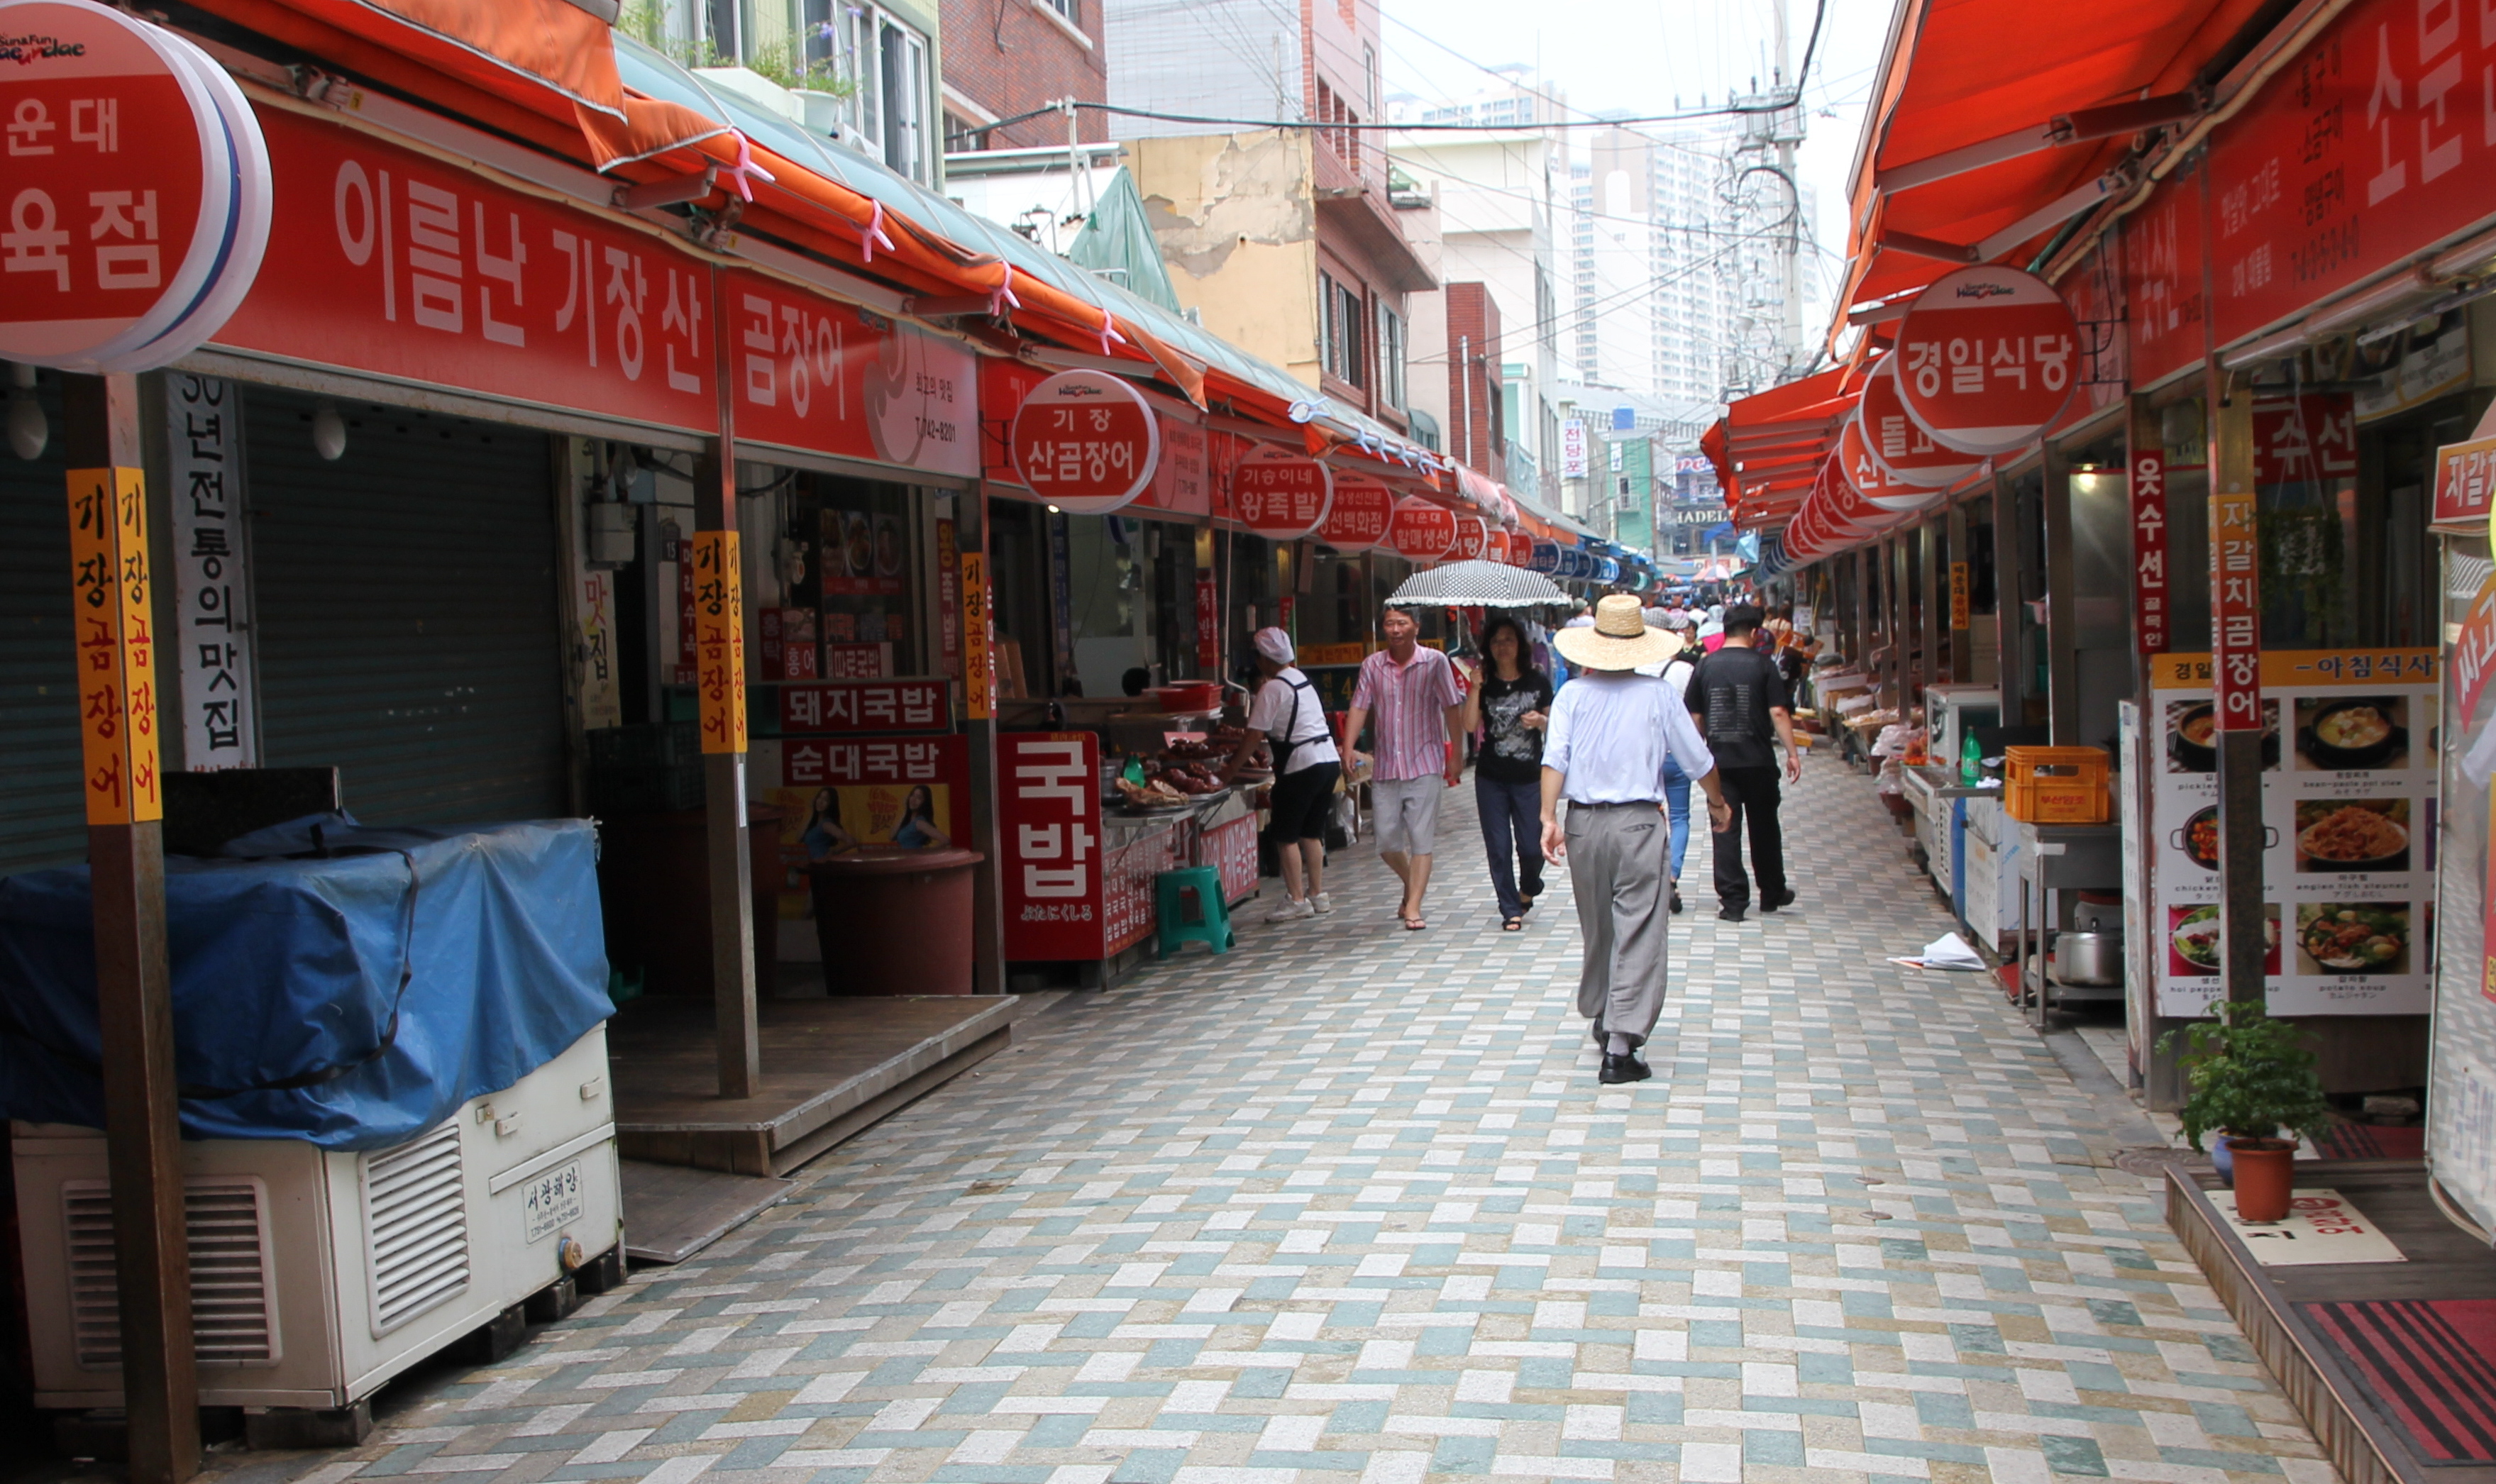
[1889,931,1986,971]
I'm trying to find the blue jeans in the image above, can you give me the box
[1475,775,1546,920]
[1660,758,1691,884]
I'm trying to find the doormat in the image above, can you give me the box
[2309,1123,2426,1161]
[2211,1188,2406,1265]
[2298,1300,2496,1463]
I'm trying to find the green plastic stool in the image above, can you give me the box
[1154,866,1235,958]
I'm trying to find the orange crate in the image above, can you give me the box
[2003,746,2111,824]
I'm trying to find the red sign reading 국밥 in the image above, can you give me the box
[1011,369,1159,514]
[1387,498,1458,563]
[1232,443,1334,537]
[1894,265,2080,456]
[1319,480,1393,551]
[0,2,271,374]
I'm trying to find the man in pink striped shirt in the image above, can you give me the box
[1342,607,1466,931]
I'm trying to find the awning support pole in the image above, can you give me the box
[698,268,759,1100]
[65,372,200,1484]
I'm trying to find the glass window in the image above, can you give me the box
[1378,304,1405,409]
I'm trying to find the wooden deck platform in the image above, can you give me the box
[609,995,1018,1176]
[2168,1161,2496,1484]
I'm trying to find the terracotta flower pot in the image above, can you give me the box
[2224,1136,2297,1222]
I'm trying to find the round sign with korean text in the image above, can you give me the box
[1317,478,1393,551]
[1838,412,1947,515]
[1894,265,2080,455]
[1011,369,1160,514]
[0,2,272,373]
[1448,515,1489,562]
[1530,540,1561,574]
[1231,442,1333,538]
[1857,355,1983,488]
[1386,497,1458,563]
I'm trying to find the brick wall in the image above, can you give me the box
[939,0,1110,150]
[1443,284,1503,481]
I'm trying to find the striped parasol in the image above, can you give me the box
[1386,560,1571,609]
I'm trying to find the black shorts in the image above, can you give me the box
[1268,760,1341,843]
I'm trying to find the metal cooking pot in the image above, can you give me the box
[2056,930,2124,986]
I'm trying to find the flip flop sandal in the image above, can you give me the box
[1402,917,1430,931]
[1501,918,1525,932]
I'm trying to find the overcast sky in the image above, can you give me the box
[1379,0,1895,331]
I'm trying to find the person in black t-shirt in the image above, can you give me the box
[1462,614,1555,929]
[1685,603,1801,921]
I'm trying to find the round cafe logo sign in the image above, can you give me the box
[0,2,272,373]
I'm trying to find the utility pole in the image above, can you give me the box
[1772,0,1804,379]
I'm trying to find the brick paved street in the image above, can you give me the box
[212,757,2338,1484]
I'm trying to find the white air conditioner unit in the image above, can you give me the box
[12,1026,621,1417]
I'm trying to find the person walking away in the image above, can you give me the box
[1341,606,1465,931]
[1635,615,1702,913]
[1540,596,1730,1084]
[1686,602,1801,921]
[1462,615,1552,930]
[1224,628,1342,921]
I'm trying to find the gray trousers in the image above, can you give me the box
[1564,802,1670,1043]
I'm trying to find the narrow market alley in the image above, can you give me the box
[209,761,2336,1484]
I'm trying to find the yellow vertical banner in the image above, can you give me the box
[1948,562,1970,630]
[961,548,994,721]
[67,467,162,824]
[692,531,748,754]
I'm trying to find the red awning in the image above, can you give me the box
[239,0,625,117]
[1838,0,2270,333]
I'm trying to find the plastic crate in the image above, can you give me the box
[2003,746,2110,824]
[587,722,699,770]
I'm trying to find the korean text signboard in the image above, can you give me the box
[751,735,969,928]
[1140,417,1208,516]
[166,373,258,768]
[1318,480,1393,551]
[724,267,976,477]
[961,548,994,721]
[1000,733,1103,960]
[214,107,718,436]
[1560,419,1589,478]
[2250,395,2356,487]
[1010,369,1158,514]
[2148,650,2438,1017]
[67,467,160,824]
[1857,359,1980,489]
[2436,571,2496,1238]
[1449,516,1489,562]
[2207,0,2496,348]
[2123,160,2207,388]
[2210,489,2260,731]
[692,531,746,754]
[0,2,270,373]
[1233,443,1333,538]
[1949,561,1971,631]
[2435,434,2496,526]
[1386,498,1457,563]
[1838,412,1943,514]
[2133,448,2170,655]
[1894,265,2080,455]
[778,679,949,733]
[934,518,961,678]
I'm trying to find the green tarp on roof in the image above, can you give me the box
[1068,167,1182,316]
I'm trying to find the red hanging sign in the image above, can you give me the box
[1386,498,1458,563]
[1838,414,1945,515]
[1010,369,1159,514]
[1448,516,1489,561]
[1232,443,1334,537]
[2434,435,2496,526]
[2132,449,2171,655]
[2210,488,2262,731]
[1318,480,1393,551]
[1195,570,1219,670]
[0,3,271,374]
[2249,394,2357,487]
[1857,358,1982,490]
[1894,265,2080,456]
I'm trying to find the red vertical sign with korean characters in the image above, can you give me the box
[935,518,962,677]
[1893,265,2080,456]
[213,107,718,436]
[1001,732,1103,960]
[2210,489,2261,730]
[1195,571,1220,670]
[2435,436,2496,526]
[1010,369,1159,514]
[2133,448,2171,655]
[67,467,161,824]
[692,531,747,754]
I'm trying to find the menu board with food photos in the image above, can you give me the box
[2150,650,2439,1017]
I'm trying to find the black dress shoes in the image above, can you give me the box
[1716,904,1746,922]
[1598,1051,1652,1085]
[1760,887,1797,912]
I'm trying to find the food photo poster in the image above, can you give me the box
[2149,650,2436,1016]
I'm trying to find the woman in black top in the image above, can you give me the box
[1462,614,1555,929]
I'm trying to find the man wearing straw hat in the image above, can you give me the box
[1541,595,1733,1085]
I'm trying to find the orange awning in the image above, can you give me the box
[247,0,624,117]
[1838,0,2269,335]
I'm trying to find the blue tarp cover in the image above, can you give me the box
[0,818,611,1149]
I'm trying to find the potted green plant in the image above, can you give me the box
[2160,1000,2331,1222]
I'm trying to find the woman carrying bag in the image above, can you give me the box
[1463,615,1555,930]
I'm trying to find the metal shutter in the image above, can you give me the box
[62,1177,280,1368]
[245,387,565,826]
[0,374,83,875]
